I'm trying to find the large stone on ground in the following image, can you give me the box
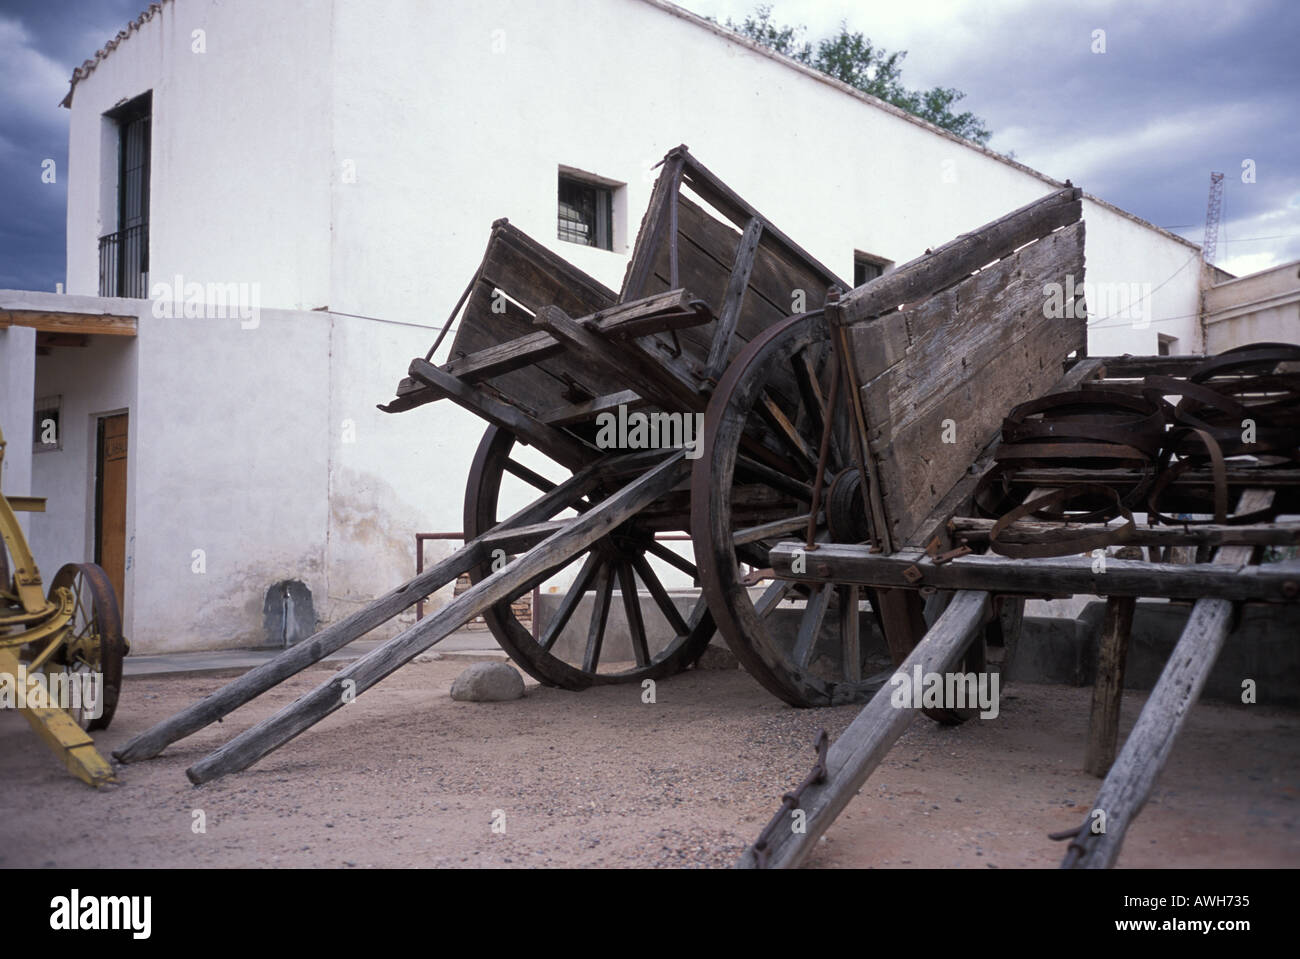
[450,662,525,702]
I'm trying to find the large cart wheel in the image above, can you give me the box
[464,426,715,689]
[693,312,982,710]
[47,563,125,731]
[692,312,891,706]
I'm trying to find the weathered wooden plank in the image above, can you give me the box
[447,280,587,417]
[436,290,706,394]
[443,330,563,383]
[585,289,704,339]
[622,148,688,301]
[535,306,705,413]
[0,309,137,336]
[447,220,624,411]
[678,153,848,293]
[853,220,1088,548]
[641,194,834,395]
[186,452,692,784]
[1063,490,1274,868]
[736,590,991,868]
[540,390,645,426]
[704,217,764,382]
[1083,590,1137,778]
[768,542,1300,603]
[835,186,1082,325]
[478,220,617,316]
[1098,355,1206,378]
[409,358,593,469]
[952,517,1300,549]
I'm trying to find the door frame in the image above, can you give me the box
[89,408,130,611]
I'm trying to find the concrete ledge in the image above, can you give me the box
[1010,601,1300,707]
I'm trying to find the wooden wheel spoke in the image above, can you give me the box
[617,561,651,667]
[756,391,819,471]
[792,347,844,472]
[644,538,697,581]
[735,456,814,502]
[469,426,714,688]
[582,561,616,672]
[630,553,689,636]
[538,551,603,652]
[504,458,557,494]
[732,513,813,547]
[790,351,827,451]
[792,584,833,668]
[753,578,795,618]
[839,585,862,681]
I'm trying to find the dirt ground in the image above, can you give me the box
[2,656,1297,869]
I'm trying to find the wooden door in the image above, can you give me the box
[95,413,129,606]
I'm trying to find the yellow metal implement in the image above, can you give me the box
[0,646,115,786]
[1,426,122,787]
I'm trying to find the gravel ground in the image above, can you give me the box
[1,657,1296,868]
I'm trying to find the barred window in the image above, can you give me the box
[34,396,62,453]
[558,174,613,250]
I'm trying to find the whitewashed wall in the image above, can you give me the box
[1204,259,1300,351]
[27,328,139,633]
[55,0,1207,650]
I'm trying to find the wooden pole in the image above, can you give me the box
[113,545,483,764]
[736,590,991,868]
[835,187,1081,325]
[952,516,1300,549]
[114,449,621,763]
[186,453,690,784]
[1082,595,1137,777]
[1062,489,1273,867]
[768,542,1300,603]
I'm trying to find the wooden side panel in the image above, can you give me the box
[639,195,840,371]
[446,224,624,415]
[852,220,1087,547]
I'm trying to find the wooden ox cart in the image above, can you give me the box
[115,146,1297,872]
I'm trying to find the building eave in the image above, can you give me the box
[60,1,170,109]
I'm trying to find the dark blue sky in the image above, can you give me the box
[1,0,146,291]
[3,0,1299,291]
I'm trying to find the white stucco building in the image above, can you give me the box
[1,0,1216,653]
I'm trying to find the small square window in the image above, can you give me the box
[854,252,891,288]
[558,174,613,251]
[1157,334,1177,356]
[34,396,62,452]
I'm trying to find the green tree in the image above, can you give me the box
[723,5,992,146]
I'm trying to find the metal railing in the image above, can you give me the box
[97,223,149,298]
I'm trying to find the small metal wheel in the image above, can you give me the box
[463,425,715,689]
[46,563,126,731]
